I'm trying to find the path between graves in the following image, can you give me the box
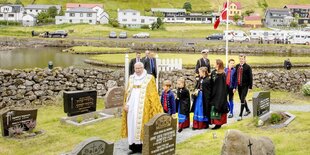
[113,103,310,154]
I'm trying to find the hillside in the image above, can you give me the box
[5,0,310,17]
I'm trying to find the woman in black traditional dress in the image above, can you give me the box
[210,59,229,130]
[176,77,191,133]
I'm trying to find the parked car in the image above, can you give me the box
[206,33,224,40]
[224,30,250,42]
[119,32,127,39]
[109,31,117,38]
[48,30,68,38]
[133,32,150,38]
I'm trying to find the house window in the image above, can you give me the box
[133,12,136,15]
[132,19,137,22]
[296,35,300,38]
[30,9,32,12]
[273,19,277,22]
[36,10,38,12]
[8,14,14,17]
[230,11,233,14]
[59,19,62,21]
[89,20,92,23]
[87,13,92,17]
[70,13,75,17]
[123,13,126,15]
[0,14,3,17]
[141,19,145,23]
[122,19,127,21]
[80,13,83,17]
[69,19,72,23]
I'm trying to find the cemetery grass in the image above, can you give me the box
[0,99,122,155]
[176,111,310,155]
[89,53,310,67]
[67,46,130,54]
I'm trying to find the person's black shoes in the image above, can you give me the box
[178,128,183,133]
[211,125,222,130]
[192,127,196,130]
[244,111,251,116]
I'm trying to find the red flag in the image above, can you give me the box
[214,2,228,29]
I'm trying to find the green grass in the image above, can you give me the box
[0,99,121,155]
[176,111,310,155]
[89,53,310,67]
[68,46,130,54]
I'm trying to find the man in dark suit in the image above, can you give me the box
[129,51,144,75]
[142,50,157,78]
[195,49,211,78]
[235,54,253,121]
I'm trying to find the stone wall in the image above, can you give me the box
[0,67,124,109]
[159,69,310,92]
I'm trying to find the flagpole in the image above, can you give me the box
[225,0,229,68]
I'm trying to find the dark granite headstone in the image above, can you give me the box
[66,137,114,155]
[64,90,97,117]
[252,91,271,117]
[142,113,177,155]
[104,87,124,109]
[0,108,38,137]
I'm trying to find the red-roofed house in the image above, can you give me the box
[244,15,262,28]
[65,3,109,24]
[284,4,310,25]
[225,2,242,19]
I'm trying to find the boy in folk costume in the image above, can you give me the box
[176,78,191,133]
[224,59,237,118]
[160,80,176,115]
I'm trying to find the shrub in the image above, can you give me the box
[109,19,119,27]
[270,112,283,124]
[141,25,150,29]
[302,82,310,96]
[0,20,21,26]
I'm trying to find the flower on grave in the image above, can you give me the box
[25,119,37,130]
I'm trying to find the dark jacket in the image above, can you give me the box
[224,67,237,89]
[195,58,211,75]
[210,70,229,114]
[160,90,176,115]
[191,76,211,118]
[235,63,253,89]
[176,88,190,115]
[142,57,157,78]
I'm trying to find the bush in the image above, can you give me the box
[302,82,310,96]
[270,112,283,124]
[0,20,21,26]
[141,25,150,29]
[109,19,119,27]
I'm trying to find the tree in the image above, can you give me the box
[47,6,58,18]
[0,0,8,4]
[290,21,298,27]
[15,0,23,6]
[37,12,49,23]
[183,1,192,12]
[258,0,268,12]
[245,9,254,16]
[233,14,241,22]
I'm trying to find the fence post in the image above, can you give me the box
[125,54,129,87]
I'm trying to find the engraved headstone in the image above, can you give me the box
[64,137,114,155]
[0,108,38,137]
[252,91,270,117]
[63,90,97,117]
[104,87,124,109]
[142,113,177,155]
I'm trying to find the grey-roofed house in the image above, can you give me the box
[25,4,61,17]
[0,4,24,22]
[55,8,97,25]
[264,8,293,27]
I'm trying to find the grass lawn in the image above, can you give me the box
[89,53,310,67]
[176,111,310,155]
[68,46,130,54]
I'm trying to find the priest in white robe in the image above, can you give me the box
[121,62,163,154]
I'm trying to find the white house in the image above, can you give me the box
[22,14,36,26]
[0,4,23,22]
[151,8,186,23]
[24,4,61,17]
[66,3,109,24]
[55,8,97,25]
[117,9,157,28]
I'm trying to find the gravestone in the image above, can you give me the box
[252,91,270,117]
[104,87,124,109]
[0,108,38,136]
[63,90,97,117]
[143,113,177,155]
[64,137,114,155]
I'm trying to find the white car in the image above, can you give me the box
[133,32,150,38]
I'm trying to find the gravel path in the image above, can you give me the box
[113,103,310,154]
